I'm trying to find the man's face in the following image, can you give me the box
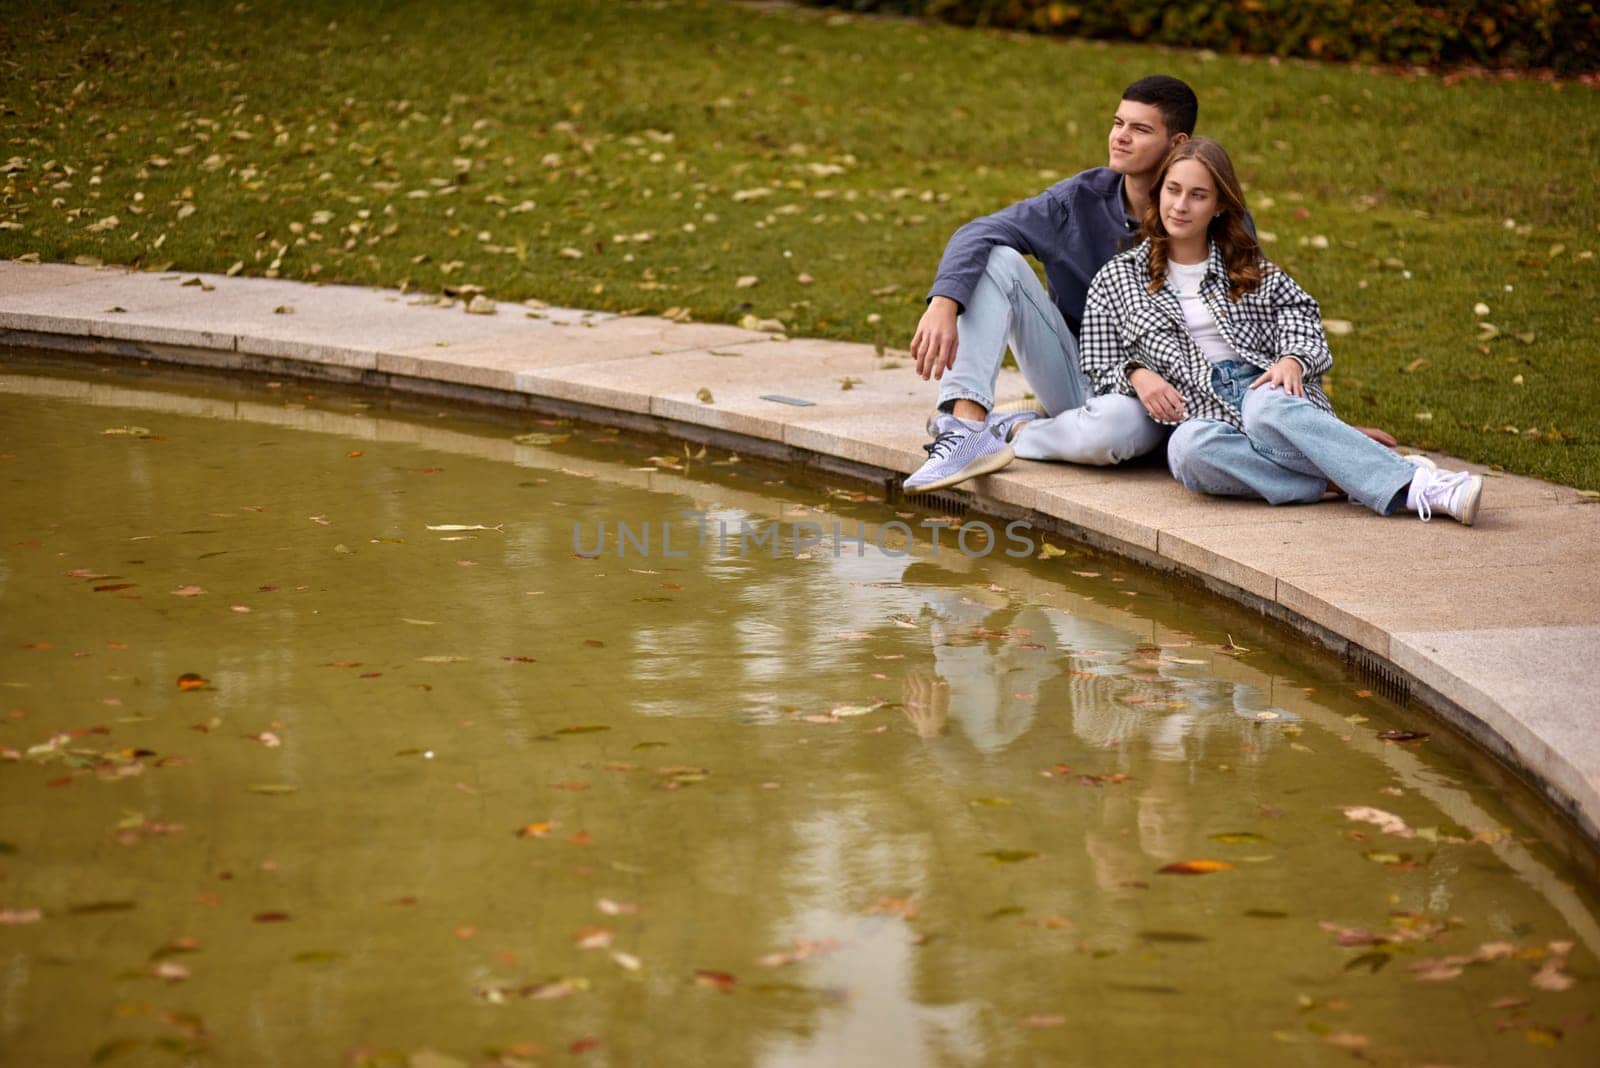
[1107,100,1176,177]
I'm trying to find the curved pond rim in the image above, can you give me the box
[3,332,1597,864]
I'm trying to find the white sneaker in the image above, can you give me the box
[1403,453,1438,472]
[1407,466,1483,525]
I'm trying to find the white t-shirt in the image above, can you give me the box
[1167,260,1239,366]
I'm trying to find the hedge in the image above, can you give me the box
[801,1,1600,75]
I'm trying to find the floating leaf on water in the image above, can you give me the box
[1377,730,1430,743]
[1523,1026,1562,1047]
[1157,860,1233,875]
[1344,950,1392,973]
[981,850,1038,864]
[828,702,884,718]
[511,432,568,446]
[247,784,298,795]
[1243,908,1288,919]
[1341,806,1414,838]
[556,725,610,734]
[611,950,642,972]
[152,961,191,982]
[68,900,137,915]
[252,912,291,923]
[1209,832,1266,844]
[176,673,209,691]
[1138,930,1209,943]
[694,969,737,993]
[574,927,614,949]
[985,906,1025,921]
[969,797,1015,808]
[171,585,205,597]
[1532,941,1576,991]
[516,822,556,838]
[0,907,43,925]
[416,655,469,663]
[91,1038,145,1063]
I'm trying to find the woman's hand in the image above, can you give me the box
[1129,367,1187,422]
[1250,357,1305,397]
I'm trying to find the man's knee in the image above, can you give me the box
[1085,394,1164,463]
[982,245,1031,285]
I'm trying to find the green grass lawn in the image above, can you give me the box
[3,0,1597,488]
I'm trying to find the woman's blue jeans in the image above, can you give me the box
[1167,360,1414,515]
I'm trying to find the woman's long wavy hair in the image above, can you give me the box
[1140,137,1263,301]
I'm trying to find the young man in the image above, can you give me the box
[904,75,1197,493]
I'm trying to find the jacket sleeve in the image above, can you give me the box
[1268,268,1333,377]
[926,183,1069,310]
[1078,273,1135,397]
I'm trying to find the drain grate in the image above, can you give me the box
[886,480,970,517]
[1347,648,1411,706]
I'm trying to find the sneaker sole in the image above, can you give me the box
[990,397,1048,417]
[1456,474,1484,526]
[902,445,1016,494]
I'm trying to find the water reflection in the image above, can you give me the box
[1,357,1597,1066]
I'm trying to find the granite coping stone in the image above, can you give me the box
[3,258,1598,843]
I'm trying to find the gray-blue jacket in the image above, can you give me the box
[926,167,1139,339]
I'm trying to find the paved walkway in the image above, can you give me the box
[4,260,1597,843]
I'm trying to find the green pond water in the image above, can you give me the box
[0,355,1596,1067]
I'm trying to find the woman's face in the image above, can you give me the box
[1159,158,1219,245]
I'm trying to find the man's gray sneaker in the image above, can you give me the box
[903,414,1015,494]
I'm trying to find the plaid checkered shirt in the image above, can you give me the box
[1079,240,1334,429]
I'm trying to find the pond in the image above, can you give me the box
[1,352,1596,1066]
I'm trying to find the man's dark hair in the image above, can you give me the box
[1121,75,1199,137]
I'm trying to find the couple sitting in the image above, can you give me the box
[905,75,1482,526]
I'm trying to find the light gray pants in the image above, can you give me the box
[936,246,1165,466]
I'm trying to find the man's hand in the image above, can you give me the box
[1130,367,1186,422]
[912,297,961,381]
[1250,356,1305,397]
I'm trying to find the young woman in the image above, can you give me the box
[1074,137,1482,525]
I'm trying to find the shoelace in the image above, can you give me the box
[1414,469,1472,522]
[921,427,964,460]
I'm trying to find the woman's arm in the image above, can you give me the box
[1266,268,1333,377]
[1081,261,1194,424]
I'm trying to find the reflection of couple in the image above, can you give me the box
[904,76,1483,527]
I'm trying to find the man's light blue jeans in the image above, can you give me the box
[937,246,1165,466]
[1167,360,1415,514]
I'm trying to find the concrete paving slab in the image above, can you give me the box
[0,261,108,293]
[1279,561,1600,658]
[1161,503,1600,607]
[1025,470,1313,554]
[1390,624,1600,828]
[506,315,767,363]
[780,403,937,474]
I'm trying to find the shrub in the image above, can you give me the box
[804,1,1600,75]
